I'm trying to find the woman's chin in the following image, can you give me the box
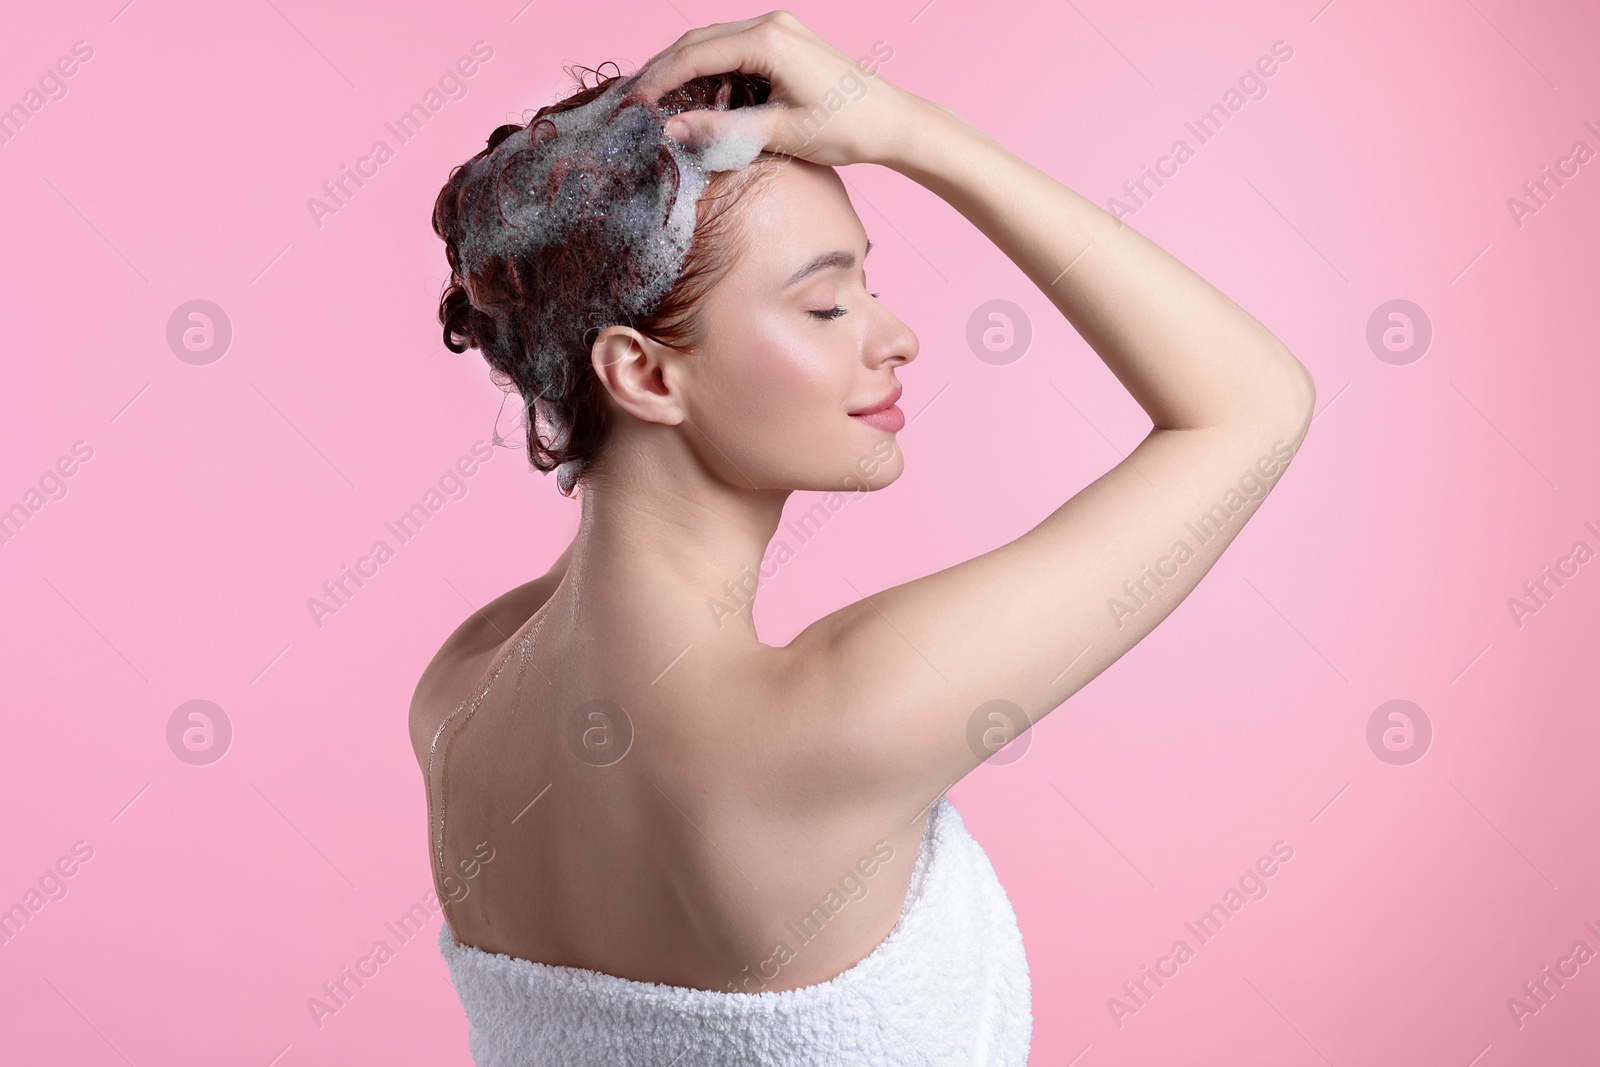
[833,449,904,494]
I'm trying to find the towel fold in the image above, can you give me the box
[438,796,1032,1065]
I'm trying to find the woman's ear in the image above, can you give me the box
[589,325,687,427]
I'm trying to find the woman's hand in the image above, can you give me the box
[624,10,922,168]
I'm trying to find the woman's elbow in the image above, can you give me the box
[1286,356,1316,424]
[1247,348,1316,443]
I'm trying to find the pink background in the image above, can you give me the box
[3,0,1597,1063]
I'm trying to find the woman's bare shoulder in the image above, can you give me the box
[406,568,566,769]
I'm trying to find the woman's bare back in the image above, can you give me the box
[410,576,935,994]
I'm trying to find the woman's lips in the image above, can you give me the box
[849,384,904,431]
[850,404,905,432]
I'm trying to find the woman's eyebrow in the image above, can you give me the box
[783,238,873,288]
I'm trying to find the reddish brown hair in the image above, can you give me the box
[431,63,776,496]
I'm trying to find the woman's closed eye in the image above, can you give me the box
[809,293,882,320]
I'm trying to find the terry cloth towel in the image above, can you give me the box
[437,795,1033,1065]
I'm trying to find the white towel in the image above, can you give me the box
[438,796,1033,1065]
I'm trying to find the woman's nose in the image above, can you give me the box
[872,311,918,368]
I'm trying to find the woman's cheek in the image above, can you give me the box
[742,321,838,420]
[708,341,784,427]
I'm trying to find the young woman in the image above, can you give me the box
[412,11,1314,1064]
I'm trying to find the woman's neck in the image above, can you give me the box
[544,474,793,649]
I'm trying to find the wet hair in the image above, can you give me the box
[431,62,776,497]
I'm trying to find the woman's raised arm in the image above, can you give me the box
[769,85,1314,812]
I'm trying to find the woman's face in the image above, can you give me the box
[671,157,919,493]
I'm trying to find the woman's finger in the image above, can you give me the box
[673,17,766,49]
[664,99,787,153]
[646,15,766,68]
[626,19,783,106]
